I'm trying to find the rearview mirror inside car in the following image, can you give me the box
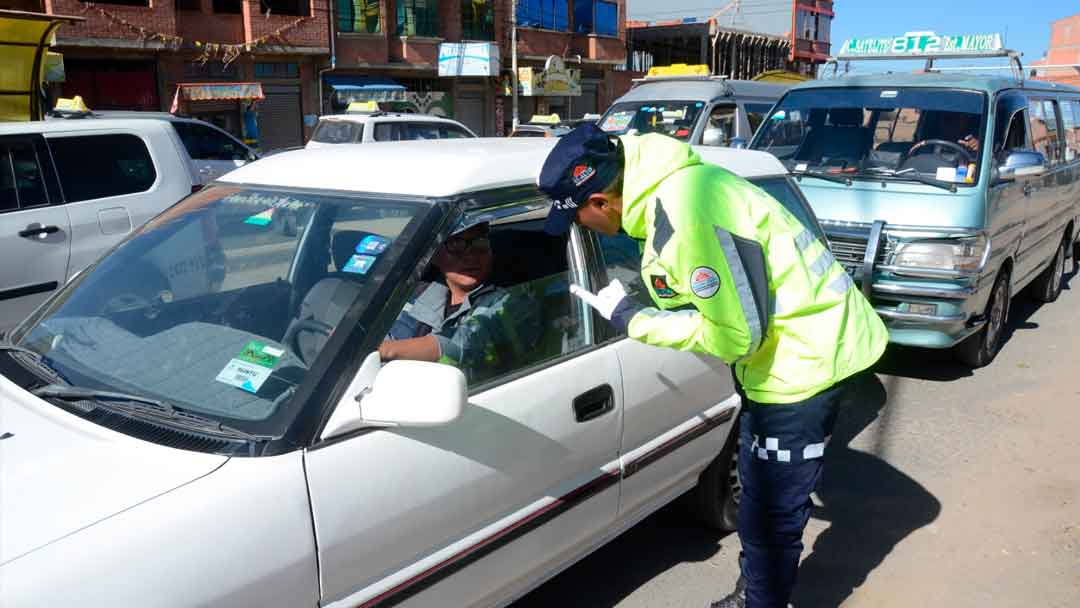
[321,353,468,440]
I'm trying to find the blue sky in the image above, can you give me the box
[628,0,1078,70]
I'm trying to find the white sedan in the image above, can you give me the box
[0,139,824,607]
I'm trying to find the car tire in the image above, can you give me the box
[690,422,740,532]
[1030,238,1066,304]
[955,268,1010,368]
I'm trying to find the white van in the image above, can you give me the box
[0,119,193,329]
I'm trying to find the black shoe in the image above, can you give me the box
[707,576,746,608]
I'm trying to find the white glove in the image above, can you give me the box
[570,279,628,320]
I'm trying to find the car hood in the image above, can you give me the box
[0,374,228,565]
[796,179,985,228]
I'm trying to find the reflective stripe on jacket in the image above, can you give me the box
[617,134,888,404]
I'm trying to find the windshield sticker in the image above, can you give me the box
[771,110,786,120]
[356,235,390,255]
[216,359,273,394]
[243,208,274,226]
[696,102,704,107]
[795,162,809,172]
[880,90,899,99]
[342,254,377,274]
[936,166,958,182]
[602,113,633,131]
[237,340,283,368]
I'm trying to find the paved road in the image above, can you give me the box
[514,269,1080,608]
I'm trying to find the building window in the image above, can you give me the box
[339,0,381,33]
[516,0,568,31]
[461,0,494,40]
[574,0,616,37]
[175,0,200,10]
[398,0,438,37]
[255,62,300,78]
[214,0,243,13]
[261,0,310,17]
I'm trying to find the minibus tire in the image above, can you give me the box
[690,423,740,532]
[955,270,1010,368]
[1031,239,1066,304]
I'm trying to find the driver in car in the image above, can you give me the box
[378,221,542,384]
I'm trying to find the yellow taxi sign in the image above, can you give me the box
[529,113,561,124]
[346,101,380,113]
[646,63,711,78]
[54,95,90,113]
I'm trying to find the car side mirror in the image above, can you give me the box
[995,150,1046,183]
[320,353,468,440]
[702,127,727,147]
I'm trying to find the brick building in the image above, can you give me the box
[327,0,627,136]
[1032,12,1080,87]
[22,0,330,150]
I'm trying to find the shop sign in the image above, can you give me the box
[839,32,1003,58]
[438,43,500,77]
[504,56,582,97]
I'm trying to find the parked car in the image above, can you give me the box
[598,65,790,147]
[306,112,476,148]
[750,57,1080,367]
[48,109,259,185]
[0,138,827,607]
[0,118,194,330]
[509,114,601,138]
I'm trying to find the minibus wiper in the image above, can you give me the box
[860,167,958,193]
[791,165,853,186]
[0,342,68,384]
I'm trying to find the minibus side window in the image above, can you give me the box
[1028,99,1063,166]
[994,105,1029,159]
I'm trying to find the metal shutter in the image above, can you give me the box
[257,85,303,151]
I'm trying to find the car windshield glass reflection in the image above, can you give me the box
[11,186,430,433]
[599,100,706,141]
[751,87,987,187]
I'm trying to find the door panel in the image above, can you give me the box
[306,350,622,608]
[0,138,72,330]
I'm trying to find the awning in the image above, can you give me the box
[324,74,407,103]
[175,82,266,102]
[0,9,84,122]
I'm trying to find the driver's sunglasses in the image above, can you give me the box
[443,234,491,255]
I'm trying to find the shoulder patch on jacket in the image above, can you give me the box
[650,274,676,298]
[690,266,721,298]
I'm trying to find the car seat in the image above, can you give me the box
[282,229,377,364]
[797,107,870,167]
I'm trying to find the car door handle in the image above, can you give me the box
[18,224,60,239]
[573,384,614,423]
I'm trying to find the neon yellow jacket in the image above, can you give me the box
[615,134,888,404]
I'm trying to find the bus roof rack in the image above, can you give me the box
[827,32,1024,82]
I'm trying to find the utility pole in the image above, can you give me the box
[511,0,520,131]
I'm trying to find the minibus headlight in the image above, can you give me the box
[892,236,988,272]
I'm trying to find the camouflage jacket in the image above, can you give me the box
[388,282,542,384]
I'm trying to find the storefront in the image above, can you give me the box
[62,59,159,112]
[169,82,264,147]
[501,55,582,131]
[438,42,499,136]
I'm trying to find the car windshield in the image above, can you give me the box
[599,100,706,142]
[10,185,432,436]
[751,87,988,187]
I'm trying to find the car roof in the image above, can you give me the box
[0,117,172,135]
[791,72,1080,95]
[617,79,789,103]
[219,137,789,197]
[319,113,467,125]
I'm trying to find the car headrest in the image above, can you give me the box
[829,108,864,127]
[331,230,373,272]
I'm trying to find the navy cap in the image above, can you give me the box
[537,123,623,235]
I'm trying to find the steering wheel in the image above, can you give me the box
[282,318,333,364]
[901,139,975,166]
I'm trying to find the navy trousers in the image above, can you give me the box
[735,378,848,608]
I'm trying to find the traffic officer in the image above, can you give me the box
[537,124,888,608]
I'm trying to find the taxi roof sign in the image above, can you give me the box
[646,63,711,78]
[529,113,561,124]
[346,100,380,113]
[837,31,1004,60]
